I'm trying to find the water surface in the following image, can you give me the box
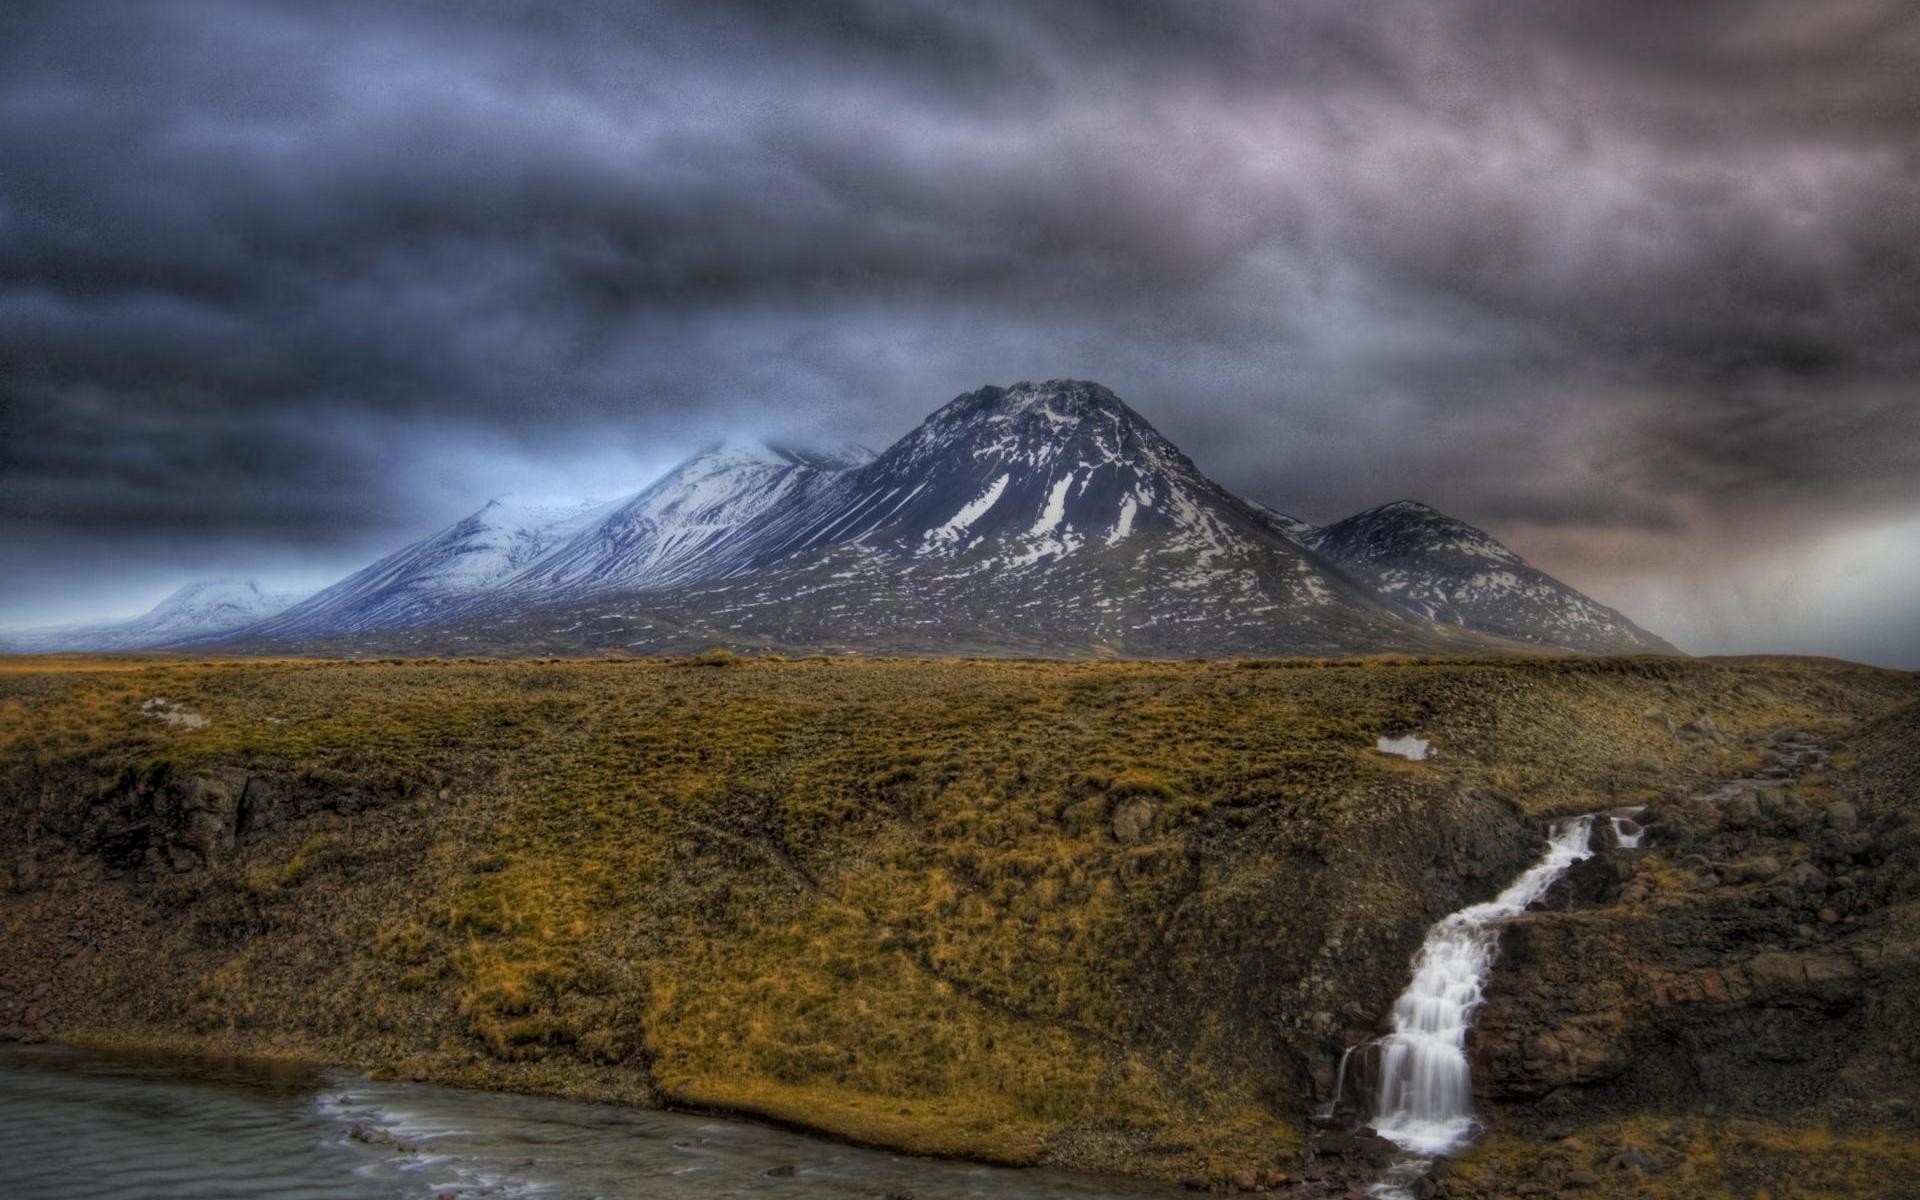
[0,1044,1184,1199]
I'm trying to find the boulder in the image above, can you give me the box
[1110,797,1155,843]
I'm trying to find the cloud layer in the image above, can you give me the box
[3,1,1917,662]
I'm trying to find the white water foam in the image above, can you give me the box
[1370,816,1595,1158]
[1607,807,1647,849]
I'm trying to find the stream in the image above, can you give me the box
[0,1043,1186,1200]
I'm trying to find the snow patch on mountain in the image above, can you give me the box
[924,474,1010,551]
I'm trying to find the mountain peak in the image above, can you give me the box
[686,437,876,474]
[940,379,1140,426]
[1372,500,1445,520]
[1310,500,1676,654]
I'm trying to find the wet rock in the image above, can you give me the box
[347,1122,415,1153]
[1315,1131,1356,1156]
[762,1164,797,1178]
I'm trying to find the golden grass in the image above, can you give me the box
[2,653,1913,1182]
[1455,1116,1920,1200]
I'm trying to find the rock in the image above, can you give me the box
[1678,715,1719,740]
[1564,1168,1597,1188]
[1825,802,1860,833]
[1316,1131,1355,1156]
[1229,1167,1259,1191]
[347,1122,414,1153]
[1353,1134,1398,1166]
[762,1165,797,1178]
[1111,796,1155,843]
[1725,791,1761,830]
[1607,1147,1664,1174]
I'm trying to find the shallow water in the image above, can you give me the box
[0,1044,1185,1200]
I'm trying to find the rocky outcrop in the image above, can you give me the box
[5,759,415,890]
[1471,724,1920,1136]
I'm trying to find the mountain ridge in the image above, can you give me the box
[8,381,1676,658]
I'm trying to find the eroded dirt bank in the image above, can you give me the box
[0,655,1912,1189]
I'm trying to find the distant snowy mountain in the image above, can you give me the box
[196,380,1677,659]
[246,497,617,638]
[2,579,302,653]
[497,440,876,601]
[1307,501,1676,654]
[248,440,878,639]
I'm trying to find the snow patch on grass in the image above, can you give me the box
[1376,734,1430,761]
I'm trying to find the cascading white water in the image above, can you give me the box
[1369,816,1596,1157]
[1608,807,1647,849]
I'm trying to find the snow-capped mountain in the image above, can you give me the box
[248,497,617,638]
[503,380,1439,656]
[1307,501,1675,654]
[246,441,877,639]
[497,440,875,601]
[192,380,1676,659]
[2,579,302,653]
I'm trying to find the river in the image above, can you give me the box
[0,1043,1186,1200]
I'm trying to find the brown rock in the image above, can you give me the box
[1110,797,1155,843]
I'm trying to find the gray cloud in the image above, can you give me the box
[2,0,1917,662]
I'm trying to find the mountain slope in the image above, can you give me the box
[247,498,616,639]
[2,579,302,652]
[497,440,875,601]
[434,382,1487,656]
[209,380,1675,659]
[1307,500,1677,654]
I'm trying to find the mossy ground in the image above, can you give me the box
[1453,1116,1920,1199]
[1,654,1913,1184]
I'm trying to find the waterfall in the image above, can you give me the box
[1607,807,1647,849]
[1368,816,1596,1157]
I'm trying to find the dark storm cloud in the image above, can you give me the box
[2,0,1918,659]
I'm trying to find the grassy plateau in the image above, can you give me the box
[0,653,1913,1188]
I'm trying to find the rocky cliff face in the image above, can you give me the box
[1432,704,1920,1198]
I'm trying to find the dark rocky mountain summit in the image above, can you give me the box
[51,380,1674,658]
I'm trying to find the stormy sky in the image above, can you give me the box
[3,1,1917,665]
